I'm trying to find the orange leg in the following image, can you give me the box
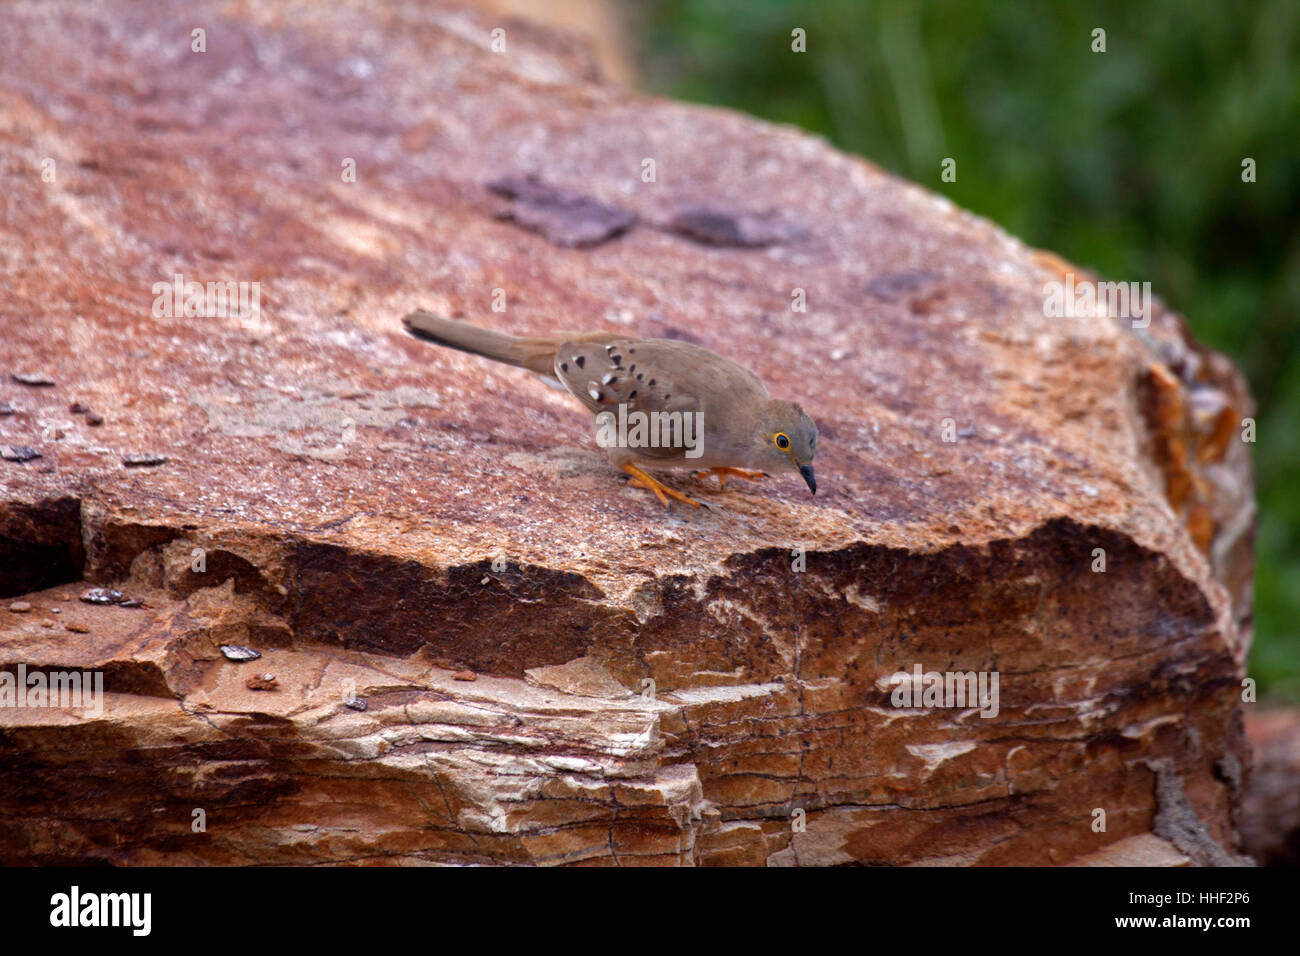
[696,467,768,490]
[622,464,702,508]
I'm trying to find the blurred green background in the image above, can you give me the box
[633,0,1300,700]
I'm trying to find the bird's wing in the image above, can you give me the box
[554,337,701,460]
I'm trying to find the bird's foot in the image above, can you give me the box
[696,467,768,490]
[622,464,703,508]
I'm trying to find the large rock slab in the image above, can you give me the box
[0,0,1255,865]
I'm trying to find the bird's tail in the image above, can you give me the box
[401,310,561,375]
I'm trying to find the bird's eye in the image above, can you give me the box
[775,433,790,449]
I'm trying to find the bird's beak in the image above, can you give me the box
[798,463,816,495]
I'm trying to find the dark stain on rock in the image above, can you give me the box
[487,174,636,248]
[289,542,607,674]
[668,207,808,247]
[0,497,84,598]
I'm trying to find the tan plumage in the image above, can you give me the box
[402,311,818,506]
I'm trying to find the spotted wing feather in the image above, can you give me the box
[553,338,699,460]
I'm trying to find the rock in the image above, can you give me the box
[668,207,808,247]
[0,0,1255,866]
[1,446,42,463]
[488,175,637,248]
[1240,708,1300,866]
[245,673,278,691]
[864,269,942,303]
[7,602,32,613]
[527,656,631,699]
[9,373,54,387]
[121,454,167,468]
[220,645,262,662]
[1067,833,1190,867]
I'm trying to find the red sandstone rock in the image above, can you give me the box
[0,0,1255,865]
[1241,708,1300,865]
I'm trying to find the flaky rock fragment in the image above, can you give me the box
[9,374,55,388]
[0,447,41,463]
[0,0,1254,866]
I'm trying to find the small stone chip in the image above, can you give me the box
[70,402,90,414]
[123,454,167,467]
[118,598,144,608]
[8,601,32,613]
[220,644,262,662]
[0,402,15,416]
[86,413,104,426]
[40,620,54,628]
[452,670,478,682]
[344,697,368,711]
[864,269,940,303]
[10,372,55,387]
[82,588,124,605]
[1,446,41,462]
[245,673,278,691]
[65,623,90,633]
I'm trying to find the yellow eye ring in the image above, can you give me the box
[774,432,791,449]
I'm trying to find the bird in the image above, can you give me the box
[401,311,818,507]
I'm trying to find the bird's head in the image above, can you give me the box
[755,400,819,494]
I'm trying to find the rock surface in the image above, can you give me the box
[1240,708,1300,866]
[0,0,1256,865]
